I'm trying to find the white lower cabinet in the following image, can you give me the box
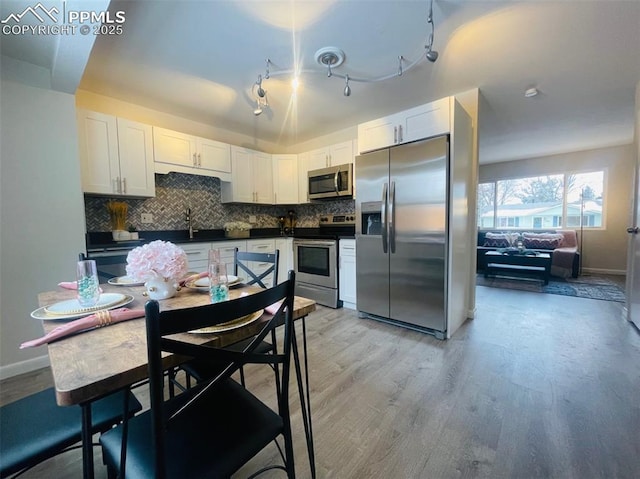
[181,242,212,273]
[247,239,277,287]
[214,240,248,277]
[339,239,357,309]
[275,238,294,284]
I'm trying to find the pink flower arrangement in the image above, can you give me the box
[126,240,188,281]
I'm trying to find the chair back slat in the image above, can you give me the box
[234,249,280,288]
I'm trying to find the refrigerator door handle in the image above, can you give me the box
[381,182,388,253]
[389,181,396,254]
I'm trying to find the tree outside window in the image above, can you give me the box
[477,171,604,229]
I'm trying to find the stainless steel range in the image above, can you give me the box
[293,214,355,308]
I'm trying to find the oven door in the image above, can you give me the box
[293,240,338,289]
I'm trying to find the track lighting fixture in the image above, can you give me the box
[249,0,439,114]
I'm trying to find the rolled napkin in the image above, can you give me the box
[179,271,208,287]
[20,307,145,349]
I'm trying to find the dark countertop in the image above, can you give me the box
[86,227,356,252]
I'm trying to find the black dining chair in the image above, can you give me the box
[176,248,280,389]
[99,272,297,479]
[0,387,141,478]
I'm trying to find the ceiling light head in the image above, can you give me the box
[344,75,351,97]
[253,100,263,116]
[524,87,539,98]
[426,49,439,62]
[255,74,266,98]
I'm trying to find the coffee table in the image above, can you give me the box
[484,250,551,284]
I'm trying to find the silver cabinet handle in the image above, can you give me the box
[192,152,197,166]
[121,177,126,194]
[398,125,403,143]
[112,178,119,194]
[197,153,202,167]
[393,126,398,144]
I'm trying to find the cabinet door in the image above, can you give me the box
[339,239,357,307]
[357,113,399,153]
[181,242,211,272]
[328,140,354,166]
[273,154,299,204]
[400,97,450,144]
[297,152,311,204]
[275,238,293,284]
[308,148,329,171]
[252,152,273,204]
[116,118,155,197]
[153,127,196,168]
[213,240,247,276]
[197,138,231,173]
[223,147,254,203]
[77,110,120,195]
[247,239,277,287]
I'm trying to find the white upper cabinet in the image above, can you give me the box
[357,97,451,153]
[308,140,354,169]
[272,154,299,205]
[298,140,355,203]
[77,110,155,197]
[221,146,273,204]
[153,127,231,181]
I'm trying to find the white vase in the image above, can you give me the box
[145,276,178,300]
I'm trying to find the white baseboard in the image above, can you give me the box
[581,267,626,276]
[0,355,50,380]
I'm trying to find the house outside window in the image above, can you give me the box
[477,171,604,230]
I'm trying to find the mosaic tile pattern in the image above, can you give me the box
[85,172,355,231]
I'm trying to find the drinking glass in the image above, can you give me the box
[76,260,100,307]
[208,261,229,303]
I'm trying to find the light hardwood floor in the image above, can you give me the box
[2,285,639,478]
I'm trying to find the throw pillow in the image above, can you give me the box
[483,232,510,248]
[522,232,564,249]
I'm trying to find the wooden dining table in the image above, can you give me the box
[35,281,317,479]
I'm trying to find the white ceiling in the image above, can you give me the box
[2,0,639,164]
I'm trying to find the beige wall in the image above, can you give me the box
[479,144,635,274]
[1,68,87,377]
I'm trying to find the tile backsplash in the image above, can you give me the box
[85,172,355,232]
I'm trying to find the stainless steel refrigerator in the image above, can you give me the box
[356,135,449,339]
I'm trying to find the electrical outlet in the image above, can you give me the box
[249,215,257,223]
[141,213,153,224]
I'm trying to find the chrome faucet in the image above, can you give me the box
[186,208,194,239]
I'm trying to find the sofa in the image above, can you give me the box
[477,229,580,278]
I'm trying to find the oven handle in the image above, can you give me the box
[294,240,336,247]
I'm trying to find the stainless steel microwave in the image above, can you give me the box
[307,163,353,200]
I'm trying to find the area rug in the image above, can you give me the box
[476,274,626,302]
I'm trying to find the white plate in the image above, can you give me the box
[108,276,145,286]
[189,309,263,334]
[44,293,126,315]
[187,275,242,291]
[32,294,135,321]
